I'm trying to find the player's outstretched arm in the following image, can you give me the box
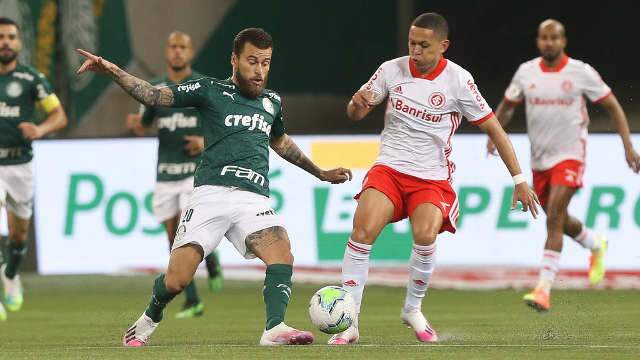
[487,99,519,156]
[598,94,640,173]
[479,116,540,218]
[75,49,174,107]
[269,133,352,184]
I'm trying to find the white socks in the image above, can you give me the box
[403,244,436,312]
[573,227,600,251]
[538,249,561,294]
[341,238,372,315]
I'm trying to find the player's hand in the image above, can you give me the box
[320,168,353,184]
[184,135,205,156]
[351,90,378,109]
[512,182,540,219]
[126,114,146,136]
[486,137,498,156]
[75,49,119,75]
[624,147,640,173]
[18,122,45,140]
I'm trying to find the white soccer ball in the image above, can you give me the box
[308,285,355,334]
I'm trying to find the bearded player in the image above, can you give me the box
[488,19,640,312]
[77,28,352,346]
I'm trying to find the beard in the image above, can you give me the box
[0,48,17,65]
[235,69,267,99]
[541,49,561,63]
[169,62,187,72]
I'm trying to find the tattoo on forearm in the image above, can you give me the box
[112,68,174,106]
[245,226,288,254]
[274,136,322,177]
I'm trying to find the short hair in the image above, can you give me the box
[0,17,20,33]
[411,13,448,39]
[233,28,273,55]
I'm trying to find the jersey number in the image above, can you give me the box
[182,209,194,223]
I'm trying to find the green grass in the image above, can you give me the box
[0,275,639,359]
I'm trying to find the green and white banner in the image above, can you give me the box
[32,135,640,274]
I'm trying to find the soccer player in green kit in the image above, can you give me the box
[77,28,352,345]
[0,17,67,321]
[125,31,224,319]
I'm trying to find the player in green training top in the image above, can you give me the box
[77,28,352,346]
[0,17,67,321]
[125,31,224,320]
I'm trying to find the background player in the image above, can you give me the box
[76,28,352,346]
[330,13,539,344]
[125,31,223,319]
[0,17,67,320]
[488,19,640,312]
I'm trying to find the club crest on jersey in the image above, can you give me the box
[428,92,446,109]
[561,80,573,93]
[262,97,275,115]
[6,81,23,98]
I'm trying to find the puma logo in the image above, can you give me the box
[223,91,235,100]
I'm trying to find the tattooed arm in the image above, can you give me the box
[75,49,174,107]
[269,134,352,184]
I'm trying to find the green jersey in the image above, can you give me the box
[168,77,285,197]
[0,63,57,165]
[140,72,204,182]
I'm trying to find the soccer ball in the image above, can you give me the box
[308,286,355,334]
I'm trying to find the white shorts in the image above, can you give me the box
[172,185,284,259]
[152,177,194,222]
[0,162,33,219]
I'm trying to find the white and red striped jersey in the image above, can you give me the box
[504,54,611,170]
[362,56,493,181]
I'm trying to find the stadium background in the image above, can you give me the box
[1,0,639,285]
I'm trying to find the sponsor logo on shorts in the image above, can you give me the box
[0,102,20,117]
[0,147,24,159]
[220,165,266,186]
[174,224,187,242]
[158,162,197,175]
[177,82,201,93]
[224,113,271,135]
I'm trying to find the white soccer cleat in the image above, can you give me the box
[259,322,314,346]
[122,313,159,347]
[0,264,23,312]
[401,308,438,343]
[327,324,360,345]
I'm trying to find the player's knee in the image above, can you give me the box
[9,230,28,242]
[164,274,189,293]
[545,208,565,230]
[351,226,376,245]
[413,227,438,246]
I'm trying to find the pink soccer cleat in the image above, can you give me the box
[328,324,359,345]
[401,309,438,343]
[259,322,315,346]
[123,313,158,347]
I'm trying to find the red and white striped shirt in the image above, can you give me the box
[362,56,493,181]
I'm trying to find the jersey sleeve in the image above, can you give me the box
[581,64,612,103]
[270,101,286,139]
[359,63,389,105]
[457,71,494,125]
[504,65,525,104]
[166,78,209,108]
[32,72,61,113]
[139,103,155,126]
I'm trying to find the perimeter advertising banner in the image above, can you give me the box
[31,135,640,274]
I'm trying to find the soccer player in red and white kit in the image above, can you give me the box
[330,13,540,345]
[488,19,640,312]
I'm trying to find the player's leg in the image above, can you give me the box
[164,215,203,319]
[1,210,29,312]
[525,185,575,311]
[205,250,223,291]
[239,226,313,346]
[564,215,607,285]
[401,202,442,342]
[123,244,203,347]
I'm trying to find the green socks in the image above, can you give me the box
[263,264,293,330]
[183,281,200,305]
[4,239,27,279]
[205,251,222,278]
[144,274,178,322]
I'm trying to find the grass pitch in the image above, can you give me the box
[0,275,638,359]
